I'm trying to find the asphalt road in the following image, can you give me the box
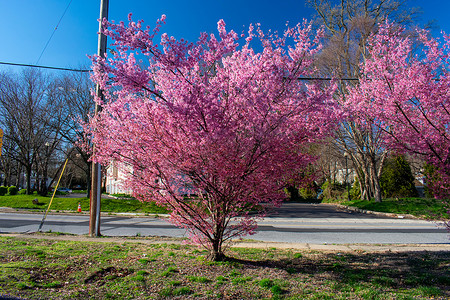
[0,203,448,244]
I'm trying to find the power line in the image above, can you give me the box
[0,61,90,73]
[36,0,74,64]
[0,61,360,80]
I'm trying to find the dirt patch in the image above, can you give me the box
[84,266,132,284]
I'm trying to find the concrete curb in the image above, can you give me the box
[1,233,449,253]
[323,203,419,219]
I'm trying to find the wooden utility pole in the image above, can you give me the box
[89,0,109,237]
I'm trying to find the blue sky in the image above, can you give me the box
[0,0,449,73]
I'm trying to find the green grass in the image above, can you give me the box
[342,197,449,219]
[0,235,448,299]
[0,194,168,214]
[71,189,87,194]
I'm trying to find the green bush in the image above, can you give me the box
[299,186,319,202]
[0,186,7,196]
[286,184,319,203]
[8,186,18,195]
[18,189,27,195]
[349,177,361,200]
[286,186,301,201]
[380,155,418,198]
[320,180,348,202]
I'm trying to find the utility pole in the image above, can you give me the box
[90,0,109,237]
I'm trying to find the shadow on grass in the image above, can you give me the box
[225,250,450,295]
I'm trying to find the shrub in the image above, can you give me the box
[286,186,301,201]
[286,183,319,203]
[18,189,27,195]
[8,186,18,195]
[320,181,348,202]
[299,185,319,202]
[349,177,361,200]
[380,155,418,198]
[0,186,7,196]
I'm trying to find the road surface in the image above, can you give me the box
[0,203,448,244]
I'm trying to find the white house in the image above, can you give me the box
[105,162,132,195]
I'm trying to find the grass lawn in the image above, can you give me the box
[341,197,449,220]
[0,235,448,299]
[0,194,168,214]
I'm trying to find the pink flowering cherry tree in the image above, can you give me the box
[347,22,450,224]
[87,15,337,260]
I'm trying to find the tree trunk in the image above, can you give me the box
[370,159,382,203]
[26,166,32,195]
[16,164,22,187]
[40,160,48,196]
[362,165,371,201]
[5,162,11,186]
[35,169,40,194]
[85,162,91,198]
[209,238,225,261]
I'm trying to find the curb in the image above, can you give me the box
[324,203,419,219]
[1,233,449,253]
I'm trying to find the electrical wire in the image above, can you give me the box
[35,0,74,65]
[0,61,89,72]
[0,61,360,81]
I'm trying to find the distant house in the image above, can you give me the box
[335,168,356,185]
[105,162,132,195]
[105,161,198,197]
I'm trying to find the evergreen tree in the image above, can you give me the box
[380,155,418,198]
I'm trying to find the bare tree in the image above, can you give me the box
[56,71,94,197]
[0,69,64,194]
[0,137,17,187]
[306,0,421,201]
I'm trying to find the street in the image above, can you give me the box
[0,203,448,244]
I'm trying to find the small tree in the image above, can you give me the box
[380,155,418,198]
[87,15,337,260]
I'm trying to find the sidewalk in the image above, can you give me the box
[1,232,449,253]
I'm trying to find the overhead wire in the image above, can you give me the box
[0,61,89,72]
[35,0,74,65]
[0,61,362,80]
